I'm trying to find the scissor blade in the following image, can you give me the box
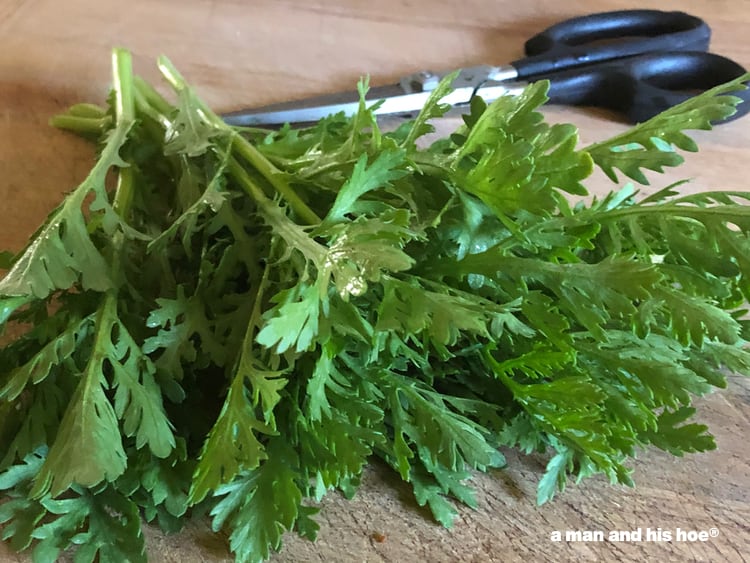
[222,83,479,127]
[222,83,426,126]
[222,77,529,127]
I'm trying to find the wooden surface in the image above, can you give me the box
[1,1,749,561]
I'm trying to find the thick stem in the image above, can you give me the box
[228,156,269,204]
[134,77,174,130]
[135,77,268,207]
[113,167,135,217]
[112,48,135,125]
[156,56,321,225]
[105,50,139,286]
[232,138,321,224]
[111,48,137,217]
[134,76,172,115]
[49,115,111,136]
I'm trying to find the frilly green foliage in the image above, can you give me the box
[0,47,748,562]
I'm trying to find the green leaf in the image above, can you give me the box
[487,345,574,381]
[32,296,174,497]
[110,319,176,458]
[105,297,176,459]
[0,450,47,552]
[461,124,592,219]
[31,487,146,563]
[189,372,273,505]
[164,86,226,156]
[30,353,126,498]
[654,287,742,346]
[0,497,46,553]
[256,284,322,354]
[1,48,748,563]
[211,441,303,563]
[300,409,381,494]
[639,407,716,456]
[143,284,226,375]
[416,445,479,511]
[701,341,750,376]
[0,295,32,326]
[236,329,288,425]
[586,73,750,183]
[458,80,547,158]
[0,449,46,490]
[377,278,487,346]
[448,253,662,339]
[497,412,546,454]
[519,292,571,351]
[1,382,66,469]
[385,372,503,473]
[137,441,192,521]
[0,318,83,401]
[294,505,320,541]
[0,122,133,299]
[401,71,458,149]
[325,149,408,222]
[306,342,338,421]
[409,465,460,528]
[442,189,508,261]
[148,153,230,254]
[537,446,574,505]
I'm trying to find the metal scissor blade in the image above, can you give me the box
[222,83,433,127]
[221,82,495,127]
[222,75,529,127]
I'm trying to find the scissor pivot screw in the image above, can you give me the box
[400,70,441,93]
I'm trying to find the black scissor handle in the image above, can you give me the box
[540,51,750,124]
[513,10,711,78]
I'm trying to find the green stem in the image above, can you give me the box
[134,76,172,115]
[226,153,327,270]
[112,48,135,126]
[597,203,750,221]
[97,49,140,297]
[232,138,321,224]
[156,55,321,225]
[113,167,135,217]
[135,76,274,210]
[49,115,111,136]
[111,48,137,216]
[66,103,107,118]
[134,77,174,130]
[228,156,269,204]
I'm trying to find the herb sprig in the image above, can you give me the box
[0,48,748,562]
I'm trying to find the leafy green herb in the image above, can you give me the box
[0,48,748,562]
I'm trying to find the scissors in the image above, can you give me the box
[222,9,750,127]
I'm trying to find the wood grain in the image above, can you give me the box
[1,1,749,561]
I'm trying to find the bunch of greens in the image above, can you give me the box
[0,48,748,562]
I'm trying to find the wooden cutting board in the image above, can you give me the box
[1,1,749,561]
